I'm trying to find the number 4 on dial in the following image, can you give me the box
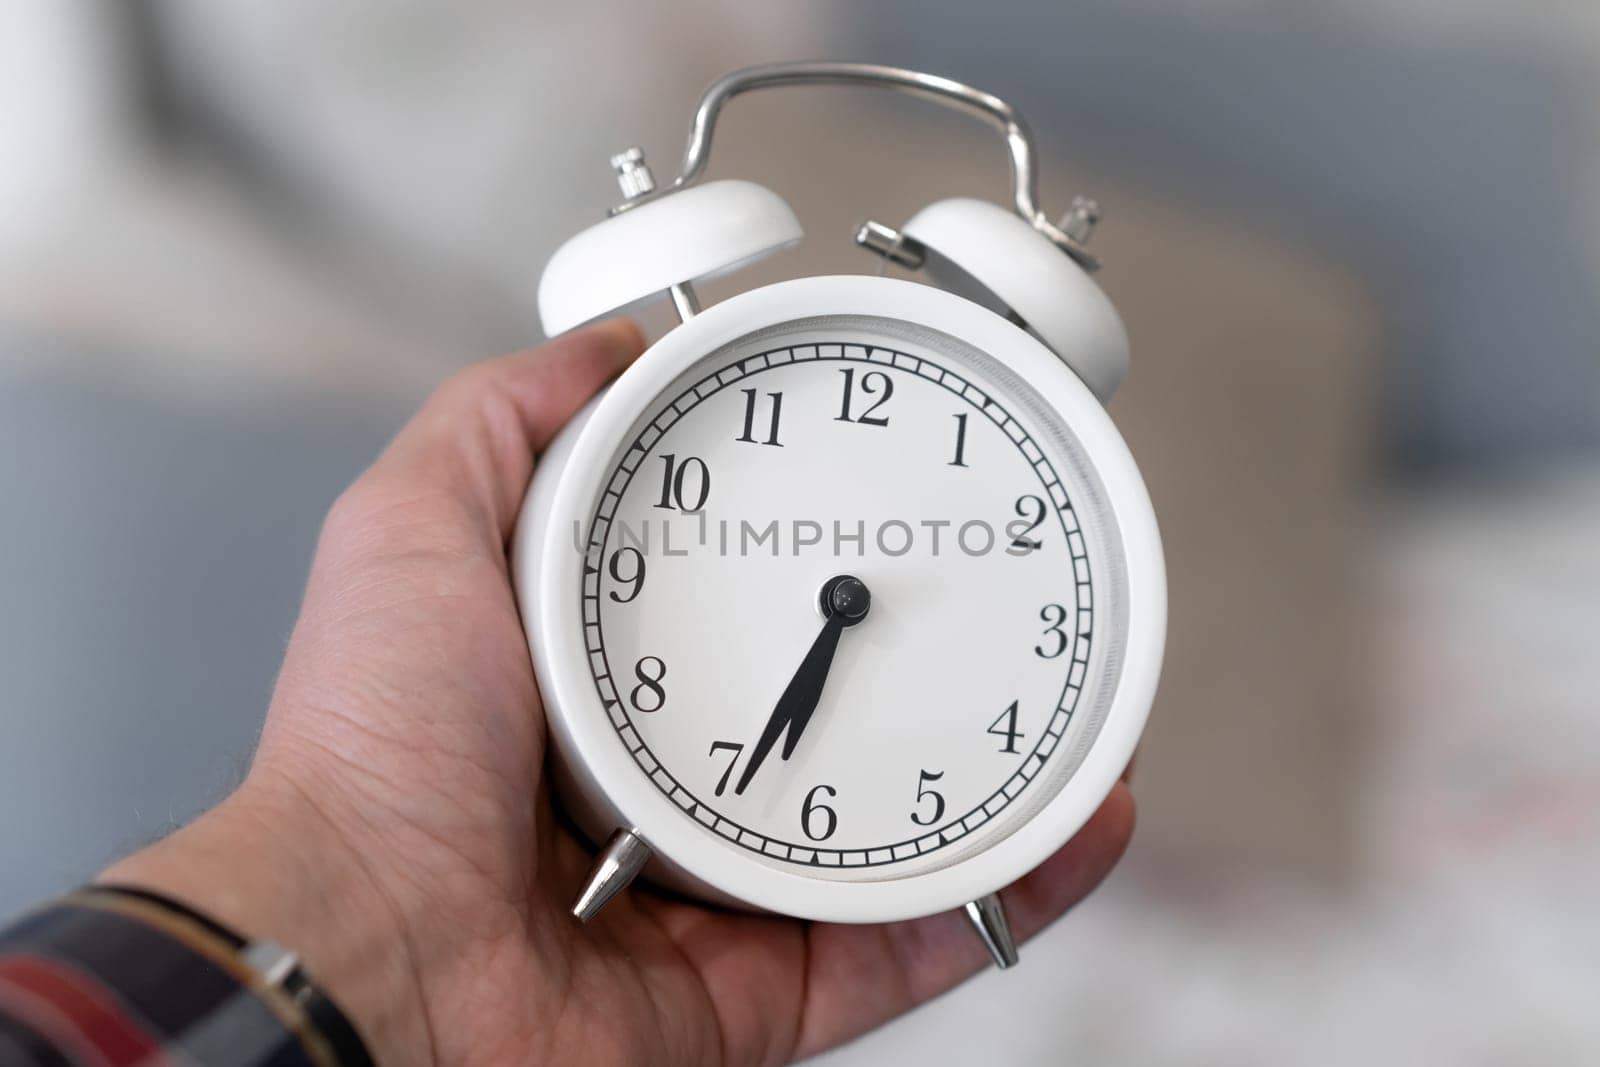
[988,700,1024,754]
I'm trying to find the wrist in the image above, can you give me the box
[100,768,433,1066]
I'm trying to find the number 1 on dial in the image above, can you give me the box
[950,412,969,467]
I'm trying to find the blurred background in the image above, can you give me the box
[2,1,1596,1062]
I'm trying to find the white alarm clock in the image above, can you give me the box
[513,62,1164,968]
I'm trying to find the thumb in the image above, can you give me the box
[377,318,646,541]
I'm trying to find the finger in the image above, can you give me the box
[792,783,1135,1059]
[338,318,646,552]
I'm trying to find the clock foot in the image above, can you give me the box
[571,828,652,922]
[964,893,1019,969]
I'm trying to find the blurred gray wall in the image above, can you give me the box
[0,345,404,907]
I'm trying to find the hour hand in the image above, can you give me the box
[734,575,871,796]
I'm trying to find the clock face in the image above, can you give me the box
[574,313,1129,882]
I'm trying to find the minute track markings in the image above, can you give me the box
[584,342,1094,869]
[589,347,1086,863]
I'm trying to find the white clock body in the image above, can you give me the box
[513,274,1164,924]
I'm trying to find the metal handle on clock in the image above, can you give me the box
[613,61,1095,268]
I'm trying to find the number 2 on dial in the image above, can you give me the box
[1011,494,1046,551]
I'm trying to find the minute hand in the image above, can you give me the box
[732,614,846,796]
[733,575,872,797]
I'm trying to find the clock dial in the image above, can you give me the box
[578,315,1122,881]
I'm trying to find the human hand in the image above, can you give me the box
[104,321,1135,1066]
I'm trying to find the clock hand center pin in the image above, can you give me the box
[733,574,871,796]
